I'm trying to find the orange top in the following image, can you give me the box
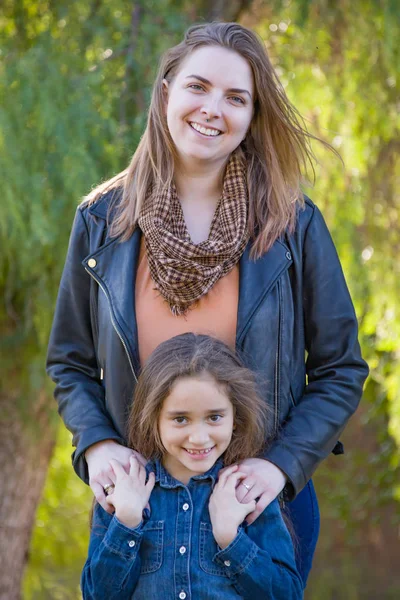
[135,236,239,366]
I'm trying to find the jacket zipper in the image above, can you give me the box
[274,279,283,433]
[85,267,138,383]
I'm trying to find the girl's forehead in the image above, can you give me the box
[162,374,233,411]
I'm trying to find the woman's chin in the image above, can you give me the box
[177,146,230,166]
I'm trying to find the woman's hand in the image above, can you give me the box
[209,465,256,549]
[85,439,147,513]
[105,457,155,529]
[234,458,287,525]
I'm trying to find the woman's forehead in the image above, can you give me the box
[176,46,254,93]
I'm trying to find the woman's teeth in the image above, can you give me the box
[189,122,221,137]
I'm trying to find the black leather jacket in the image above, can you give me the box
[46,193,368,500]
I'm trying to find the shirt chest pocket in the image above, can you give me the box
[199,522,229,578]
[140,520,164,574]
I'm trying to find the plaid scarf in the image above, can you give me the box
[138,152,249,316]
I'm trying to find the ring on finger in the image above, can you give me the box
[103,483,115,496]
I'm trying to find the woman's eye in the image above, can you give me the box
[230,96,245,105]
[188,84,204,91]
[209,414,222,423]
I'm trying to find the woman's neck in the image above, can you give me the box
[173,158,227,206]
[173,158,228,243]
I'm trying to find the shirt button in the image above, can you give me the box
[285,251,292,260]
[179,546,186,554]
[88,258,97,268]
[182,503,189,511]
[224,560,231,567]
[128,540,136,548]
[179,592,186,599]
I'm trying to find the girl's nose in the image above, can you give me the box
[188,426,210,445]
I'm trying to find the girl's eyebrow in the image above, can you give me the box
[166,408,228,416]
[184,74,252,99]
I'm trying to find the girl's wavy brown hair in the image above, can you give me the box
[85,22,337,258]
[127,333,272,464]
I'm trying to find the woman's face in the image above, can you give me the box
[163,45,254,169]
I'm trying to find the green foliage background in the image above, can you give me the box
[0,1,398,598]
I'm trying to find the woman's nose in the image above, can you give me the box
[200,95,222,121]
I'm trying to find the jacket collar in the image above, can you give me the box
[88,190,117,220]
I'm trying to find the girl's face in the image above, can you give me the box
[163,45,254,170]
[158,373,235,484]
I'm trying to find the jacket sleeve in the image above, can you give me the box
[46,208,124,483]
[81,503,143,600]
[214,500,303,599]
[264,203,369,499]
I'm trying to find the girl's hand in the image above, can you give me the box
[105,457,155,529]
[234,458,287,525]
[85,439,147,514]
[209,465,256,549]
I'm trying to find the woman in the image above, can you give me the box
[47,22,369,587]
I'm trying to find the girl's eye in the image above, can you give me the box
[209,414,223,423]
[174,416,188,424]
[188,84,204,91]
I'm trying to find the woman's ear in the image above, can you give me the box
[162,78,169,107]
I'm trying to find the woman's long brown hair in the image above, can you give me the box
[127,333,272,464]
[84,22,338,258]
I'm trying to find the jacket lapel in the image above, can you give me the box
[85,196,292,369]
[85,203,142,375]
[236,239,292,345]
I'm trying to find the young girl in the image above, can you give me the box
[81,333,303,599]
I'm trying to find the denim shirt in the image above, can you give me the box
[81,460,303,600]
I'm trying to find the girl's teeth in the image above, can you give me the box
[186,448,212,454]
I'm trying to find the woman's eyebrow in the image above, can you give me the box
[185,74,252,98]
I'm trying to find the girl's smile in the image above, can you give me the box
[158,373,235,483]
[184,446,215,456]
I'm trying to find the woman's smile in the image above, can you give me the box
[163,45,254,169]
[188,122,223,137]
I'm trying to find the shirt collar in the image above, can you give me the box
[148,458,224,489]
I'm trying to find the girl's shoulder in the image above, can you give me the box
[244,498,292,548]
[260,497,282,519]
[91,501,113,531]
